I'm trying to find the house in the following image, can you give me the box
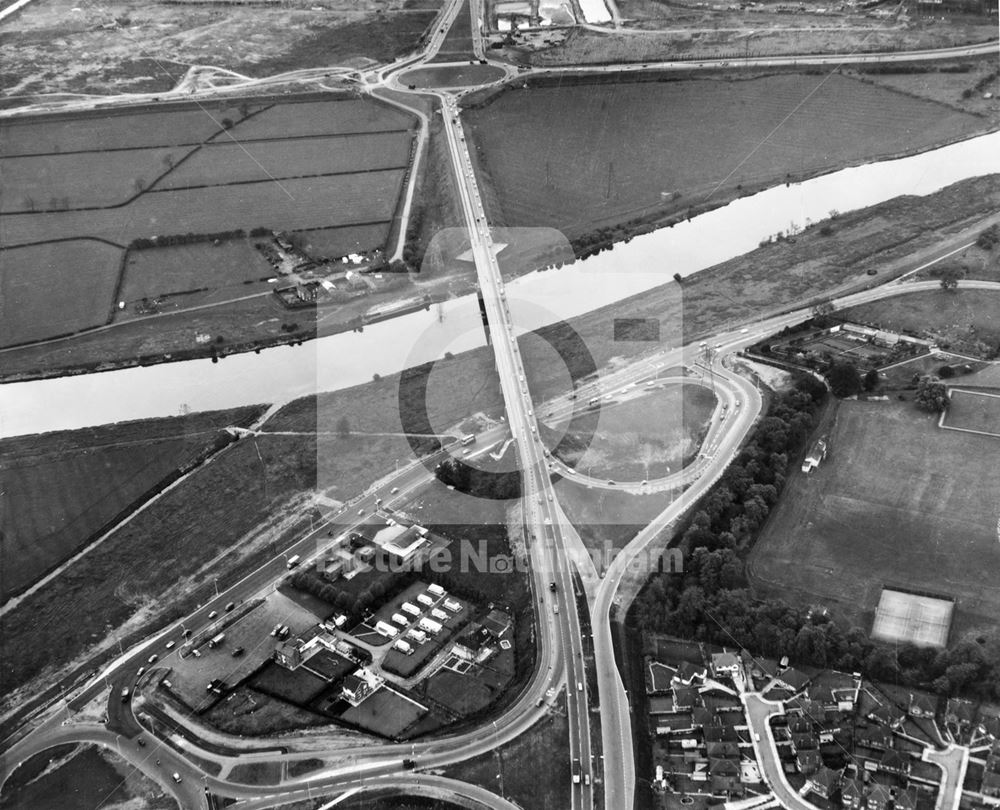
[709,758,741,778]
[878,748,910,776]
[340,667,383,706]
[908,692,937,719]
[775,667,811,693]
[982,770,1000,798]
[866,782,892,810]
[674,660,708,685]
[691,707,716,728]
[841,777,865,809]
[273,638,303,670]
[648,661,675,694]
[856,724,893,749]
[806,766,842,799]
[706,741,741,759]
[796,749,822,775]
[791,731,818,753]
[712,651,741,678]
[868,702,906,730]
[673,685,697,711]
[978,713,1000,742]
[704,724,741,744]
[945,697,976,730]
[788,715,813,734]
[710,774,742,796]
[801,438,828,473]
[894,787,919,810]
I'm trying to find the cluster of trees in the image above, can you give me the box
[630,374,1000,700]
[288,568,417,620]
[129,227,269,251]
[435,458,521,500]
[977,223,1000,250]
[915,380,949,412]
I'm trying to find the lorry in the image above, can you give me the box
[460,434,476,446]
[208,633,225,648]
[286,554,301,569]
[572,759,581,784]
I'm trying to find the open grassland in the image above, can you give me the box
[1,2,442,100]
[154,131,413,190]
[556,481,674,555]
[464,73,985,238]
[943,389,1000,435]
[444,694,571,810]
[748,400,1000,636]
[402,64,506,88]
[0,407,263,603]
[1,147,192,213]
[840,289,1000,356]
[119,240,275,303]
[0,240,122,346]
[550,382,716,481]
[2,169,408,247]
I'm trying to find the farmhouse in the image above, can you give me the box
[341,667,384,706]
[801,437,828,473]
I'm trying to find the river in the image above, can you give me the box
[2,130,998,438]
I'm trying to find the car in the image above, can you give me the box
[136,666,146,677]
[641,479,647,485]
[390,487,399,494]
[232,647,245,657]
[549,582,557,592]
[147,654,158,664]
[607,480,615,485]
[208,610,218,619]
[358,508,365,515]
[225,602,235,612]
[577,681,583,691]
[536,697,545,707]
[192,649,201,658]
[172,772,182,783]
[866,268,878,276]
[137,738,146,747]
[165,640,175,649]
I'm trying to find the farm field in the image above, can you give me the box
[0,103,257,155]
[463,73,986,238]
[548,382,717,481]
[0,406,263,602]
[840,289,1000,357]
[119,240,275,304]
[0,240,122,346]
[153,132,413,190]
[942,389,1000,436]
[1,147,191,212]
[748,400,1000,637]
[2,169,408,248]
[224,99,414,141]
[0,95,418,351]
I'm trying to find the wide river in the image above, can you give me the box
[2,130,999,438]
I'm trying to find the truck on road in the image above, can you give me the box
[286,554,301,569]
[572,759,581,784]
[208,633,225,648]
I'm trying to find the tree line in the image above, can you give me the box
[629,373,1000,700]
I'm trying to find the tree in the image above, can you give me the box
[812,300,835,318]
[826,361,861,398]
[915,380,949,412]
[336,416,351,438]
[864,368,880,392]
[939,266,962,291]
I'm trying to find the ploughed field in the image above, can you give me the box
[0,96,416,348]
[748,400,1000,635]
[463,73,985,239]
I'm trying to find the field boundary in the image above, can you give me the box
[939,387,1000,438]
